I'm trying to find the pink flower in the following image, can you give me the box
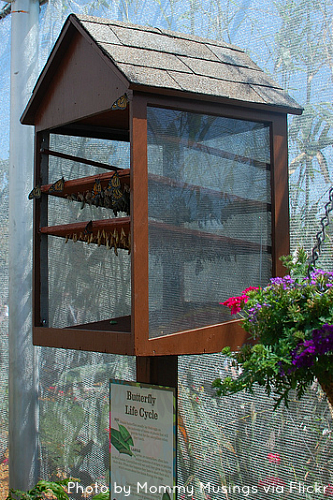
[220,296,243,315]
[258,476,285,489]
[242,286,259,294]
[267,452,281,464]
[220,287,259,315]
[240,294,250,304]
[325,485,333,496]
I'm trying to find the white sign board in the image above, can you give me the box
[109,380,176,500]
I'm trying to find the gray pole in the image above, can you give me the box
[9,0,39,489]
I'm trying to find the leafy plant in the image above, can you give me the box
[213,248,333,408]
[90,493,109,500]
[6,479,72,500]
[6,479,111,500]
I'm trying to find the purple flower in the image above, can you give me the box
[248,303,263,323]
[270,275,295,289]
[291,324,333,368]
[309,270,333,287]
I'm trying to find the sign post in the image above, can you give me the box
[109,380,176,500]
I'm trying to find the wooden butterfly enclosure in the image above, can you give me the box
[20,14,302,372]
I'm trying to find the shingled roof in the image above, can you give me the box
[76,14,301,113]
[21,13,302,126]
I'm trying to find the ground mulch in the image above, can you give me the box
[0,451,9,499]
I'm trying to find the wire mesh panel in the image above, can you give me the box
[39,348,136,485]
[0,159,8,483]
[47,235,131,328]
[42,134,131,330]
[178,354,333,500]
[48,134,130,225]
[147,107,271,338]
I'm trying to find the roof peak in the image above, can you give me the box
[21,12,302,126]
[73,13,244,53]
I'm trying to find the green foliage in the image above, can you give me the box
[39,390,86,476]
[279,246,308,278]
[6,479,110,500]
[90,493,109,500]
[6,479,72,500]
[288,104,333,181]
[213,248,333,408]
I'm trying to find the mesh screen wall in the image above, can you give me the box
[178,354,332,500]
[0,11,10,495]
[45,134,131,329]
[0,0,332,495]
[39,350,135,483]
[147,107,271,337]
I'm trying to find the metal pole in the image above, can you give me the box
[9,0,39,489]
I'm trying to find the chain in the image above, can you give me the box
[307,185,333,276]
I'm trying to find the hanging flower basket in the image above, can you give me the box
[213,248,333,408]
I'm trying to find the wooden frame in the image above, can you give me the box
[31,90,289,356]
[131,93,289,356]
[32,129,135,355]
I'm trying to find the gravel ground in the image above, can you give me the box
[0,451,8,499]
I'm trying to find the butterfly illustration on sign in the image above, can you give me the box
[110,423,134,456]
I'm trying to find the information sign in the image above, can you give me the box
[109,380,176,500]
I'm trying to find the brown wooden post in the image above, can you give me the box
[271,114,290,277]
[130,94,150,353]
[136,355,178,470]
[34,131,49,329]
[136,356,178,390]
[136,355,178,492]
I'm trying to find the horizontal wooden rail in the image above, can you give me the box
[41,169,130,197]
[148,173,271,212]
[153,133,271,170]
[40,217,131,250]
[41,147,124,171]
[33,326,134,354]
[149,220,271,253]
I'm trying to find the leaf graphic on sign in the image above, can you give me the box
[162,492,171,500]
[111,428,133,456]
[118,423,134,447]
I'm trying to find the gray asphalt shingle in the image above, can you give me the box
[75,14,301,112]
[99,43,193,73]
